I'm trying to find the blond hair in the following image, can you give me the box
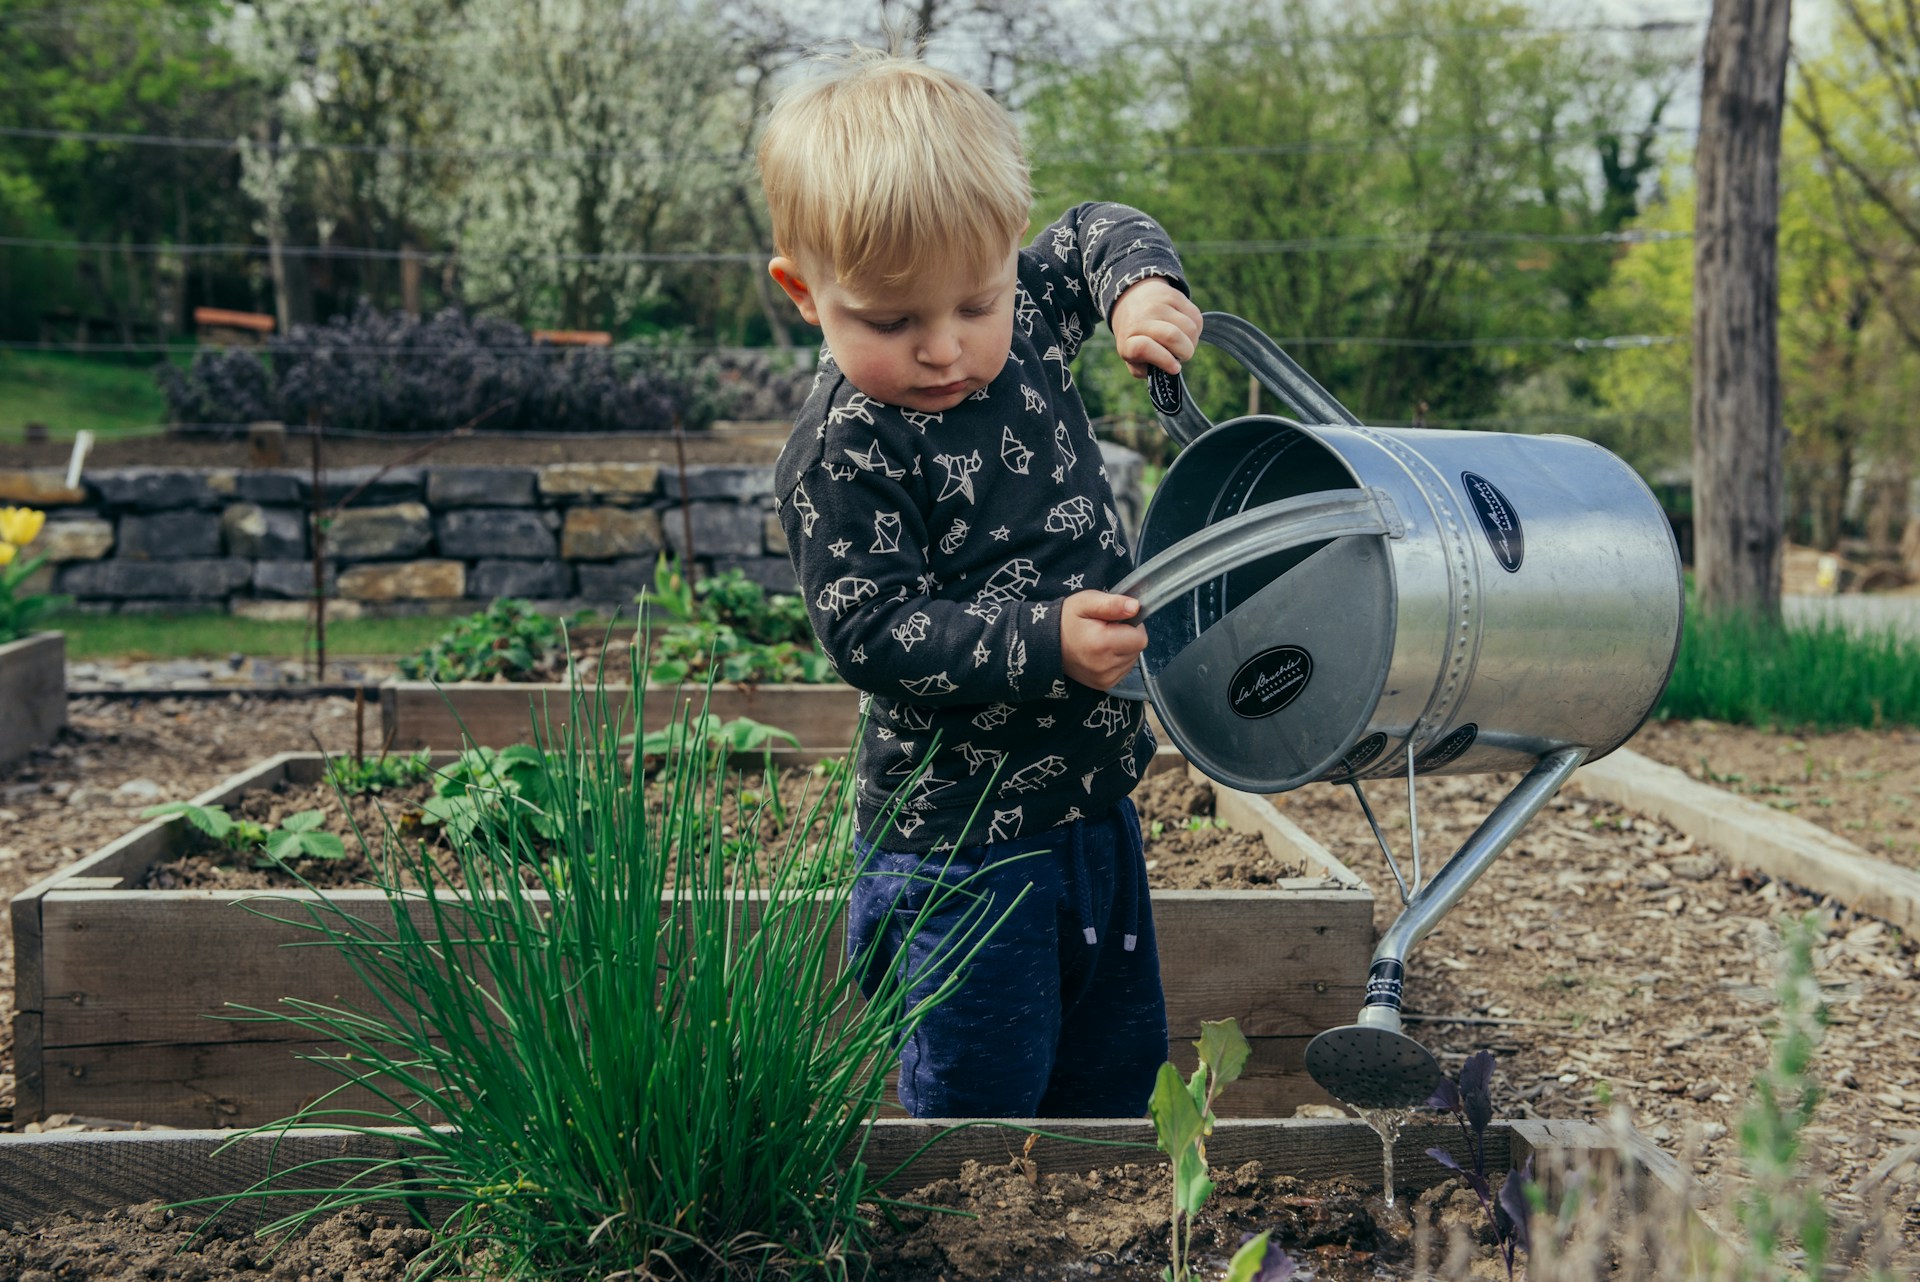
[758,50,1031,289]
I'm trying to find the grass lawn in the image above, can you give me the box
[54,611,467,662]
[0,350,175,440]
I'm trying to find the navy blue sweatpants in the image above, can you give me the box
[846,799,1168,1118]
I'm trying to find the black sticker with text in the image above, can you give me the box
[1148,367,1184,417]
[1461,471,1524,572]
[1414,722,1478,771]
[1322,731,1389,781]
[1228,646,1312,719]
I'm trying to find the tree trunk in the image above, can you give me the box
[1691,0,1792,617]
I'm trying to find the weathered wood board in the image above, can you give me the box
[380,680,864,751]
[0,631,66,767]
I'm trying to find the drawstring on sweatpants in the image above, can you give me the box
[1069,819,1098,945]
[1067,809,1143,952]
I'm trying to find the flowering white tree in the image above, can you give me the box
[224,0,466,317]
[448,0,750,331]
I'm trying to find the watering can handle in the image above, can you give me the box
[1106,488,1396,701]
[1147,312,1363,445]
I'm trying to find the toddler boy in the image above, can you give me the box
[760,50,1203,1118]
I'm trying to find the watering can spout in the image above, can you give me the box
[1303,746,1588,1110]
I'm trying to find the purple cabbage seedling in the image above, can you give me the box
[1424,1049,1533,1278]
[1224,1231,1296,1282]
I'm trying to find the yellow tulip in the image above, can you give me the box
[0,542,16,567]
[0,506,45,546]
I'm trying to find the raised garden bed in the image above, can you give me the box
[0,631,65,767]
[9,748,1374,1129]
[0,1116,1698,1281]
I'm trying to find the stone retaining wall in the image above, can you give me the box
[2,446,1144,619]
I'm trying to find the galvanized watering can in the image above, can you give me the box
[1111,313,1684,1109]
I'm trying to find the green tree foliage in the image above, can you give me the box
[0,0,257,342]
[1589,132,1920,543]
[1789,0,1920,548]
[1021,0,1686,432]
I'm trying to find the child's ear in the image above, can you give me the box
[769,257,820,326]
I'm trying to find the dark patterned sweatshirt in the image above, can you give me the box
[774,202,1187,853]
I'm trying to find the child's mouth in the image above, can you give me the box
[921,381,969,399]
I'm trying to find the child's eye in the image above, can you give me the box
[866,318,908,334]
[962,305,996,319]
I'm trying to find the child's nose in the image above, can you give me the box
[917,327,961,368]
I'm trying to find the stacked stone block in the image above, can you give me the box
[5,442,1143,618]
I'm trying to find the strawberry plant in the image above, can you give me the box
[397,599,587,683]
[639,558,837,685]
[261,810,348,864]
[324,750,434,796]
[141,801,267,851]
[140,802,345,867]
[418,744,560,845]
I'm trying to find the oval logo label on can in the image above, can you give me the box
[1461,472,1524,572]
[1147,367,1184,416]
[1414,722,1478,772]
[1322,731,1389,781]
[1228,646,1313,719]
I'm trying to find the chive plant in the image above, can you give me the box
[209,660,1009,1279]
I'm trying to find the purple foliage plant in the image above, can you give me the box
[1424,1049,1534,1278]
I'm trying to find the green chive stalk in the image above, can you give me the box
[207,652,1006,1279]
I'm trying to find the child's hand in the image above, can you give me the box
[1110,278,1203,378]
[1060,590,1149,691]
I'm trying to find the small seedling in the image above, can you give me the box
[141,802,268,851]
[324,751,433,795]
[1149,1017,1297,1282]
[261,810,347,865]
[1424,1050,1533,1279]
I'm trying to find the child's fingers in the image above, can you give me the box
[1072,590,1143,622]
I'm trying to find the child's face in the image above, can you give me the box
[770,245,1018,414]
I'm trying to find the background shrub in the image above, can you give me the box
[155,302,812,434]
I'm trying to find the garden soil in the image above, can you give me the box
[2,695,1917,1278]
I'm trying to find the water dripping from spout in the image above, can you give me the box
[1352,1106,1413,1208]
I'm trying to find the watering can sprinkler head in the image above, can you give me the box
[1304,1009,1443,1111]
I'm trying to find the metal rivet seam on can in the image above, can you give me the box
[1355,427,1481,756]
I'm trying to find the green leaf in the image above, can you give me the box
[281,809,325,833]
[1196,1017,1250,1088]
[297,832,347,861]
[1149,1061,1205,1158]
[1173,1144,1214,1217]
[1186,1063,1209,1116]
[1223,1231,1273,1282]
[142,801,233,841]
